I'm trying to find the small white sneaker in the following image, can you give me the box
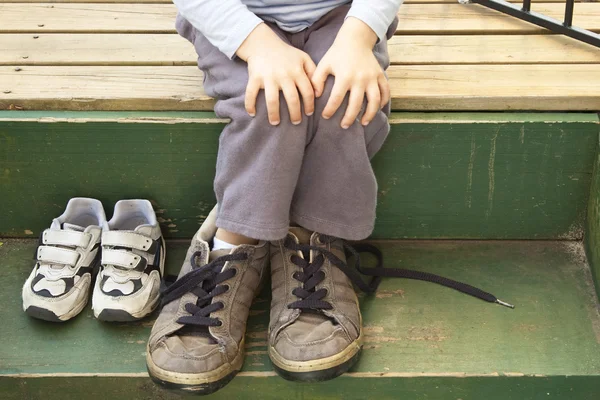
[92,199,165,321]
[22,198,106,322]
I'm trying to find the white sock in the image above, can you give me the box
[212,237,237,251]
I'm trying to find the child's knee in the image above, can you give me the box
[312,75,389,157]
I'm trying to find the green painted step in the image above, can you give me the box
[2,239,600,399]
[0,112,598,240]
[586,144,600,300]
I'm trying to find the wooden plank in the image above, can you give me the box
[0,112,597,239]
[395,3,600,34]
[386,64,600,110]
[388,34,600,65]
[0,0,588,3]
[586,143,600,301]
[1,239,600,385]
[0,4,599,34]
[2,33,600,66]
[0,34,195,66]
[0,66,211,111]
[1,65,599,111]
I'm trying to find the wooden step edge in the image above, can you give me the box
[0,111,598,124]
[0,371,568,378]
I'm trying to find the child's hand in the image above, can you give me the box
[311,17,390,129]
[237,23,316,126]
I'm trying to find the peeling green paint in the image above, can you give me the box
[585,132,600,300]
[0,112,598,239]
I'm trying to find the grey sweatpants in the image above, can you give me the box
[176,5,397,241]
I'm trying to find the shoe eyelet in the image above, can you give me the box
[216,320,223,327]
[222,284,230,292]
[231,267,238,276]
[315,235,324,245]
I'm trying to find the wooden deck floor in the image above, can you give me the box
[0,0,599,111]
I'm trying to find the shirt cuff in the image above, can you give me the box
[345,4,391,43]
[222,15,264,59]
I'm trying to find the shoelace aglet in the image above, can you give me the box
[496,299,515,309]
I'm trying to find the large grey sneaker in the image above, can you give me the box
[268,228,515,382]
[146,206,269,395]
[22,198,106,322]
[268,228,367,382]
[92,199,165,321]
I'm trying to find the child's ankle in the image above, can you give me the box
[215,228,259,247]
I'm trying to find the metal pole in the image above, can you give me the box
[522,0,531,12]
[564,0,574,27]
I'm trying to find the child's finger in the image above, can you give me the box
[303,55,317,80]
[244,78,261,116]
[295,73,315,116]
[311,63,330,98]
[378,74,390,108]
[322,78,349,120]
[281,80,302,125]
[265,82,281,126]
[341,86,365,129]
[362,83,381,126]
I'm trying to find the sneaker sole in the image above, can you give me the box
[268,332,363,382]
[24,294,89,322]
[96,309,142,322]
[96,293,161,322]
[25,306,63,322]
[146,338,245,395]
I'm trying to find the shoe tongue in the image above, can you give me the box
[289,227,313,244]
[62,222,85,232]
[209,248,232,262]
[178,248,231,341]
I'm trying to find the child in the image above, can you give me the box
[146,0,403,394]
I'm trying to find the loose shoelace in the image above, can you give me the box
[161,251,248,327]
[284,235,514,311]
[163,236,513,329]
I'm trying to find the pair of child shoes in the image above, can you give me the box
[22,197,165,322]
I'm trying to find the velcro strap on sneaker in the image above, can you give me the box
[37,246,80,266]
[43,229,92,248]
[101,248,143,269]
[102,231,154,252]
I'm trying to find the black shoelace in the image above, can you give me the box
[161,251,248,327]
[284,235,514,311]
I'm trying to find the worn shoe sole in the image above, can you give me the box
[269,331,363,382]
[95,294,161,322]
[146,338,246,395]
[24,294,89,322]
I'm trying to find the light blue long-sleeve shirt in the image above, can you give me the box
[173,0,403,59]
